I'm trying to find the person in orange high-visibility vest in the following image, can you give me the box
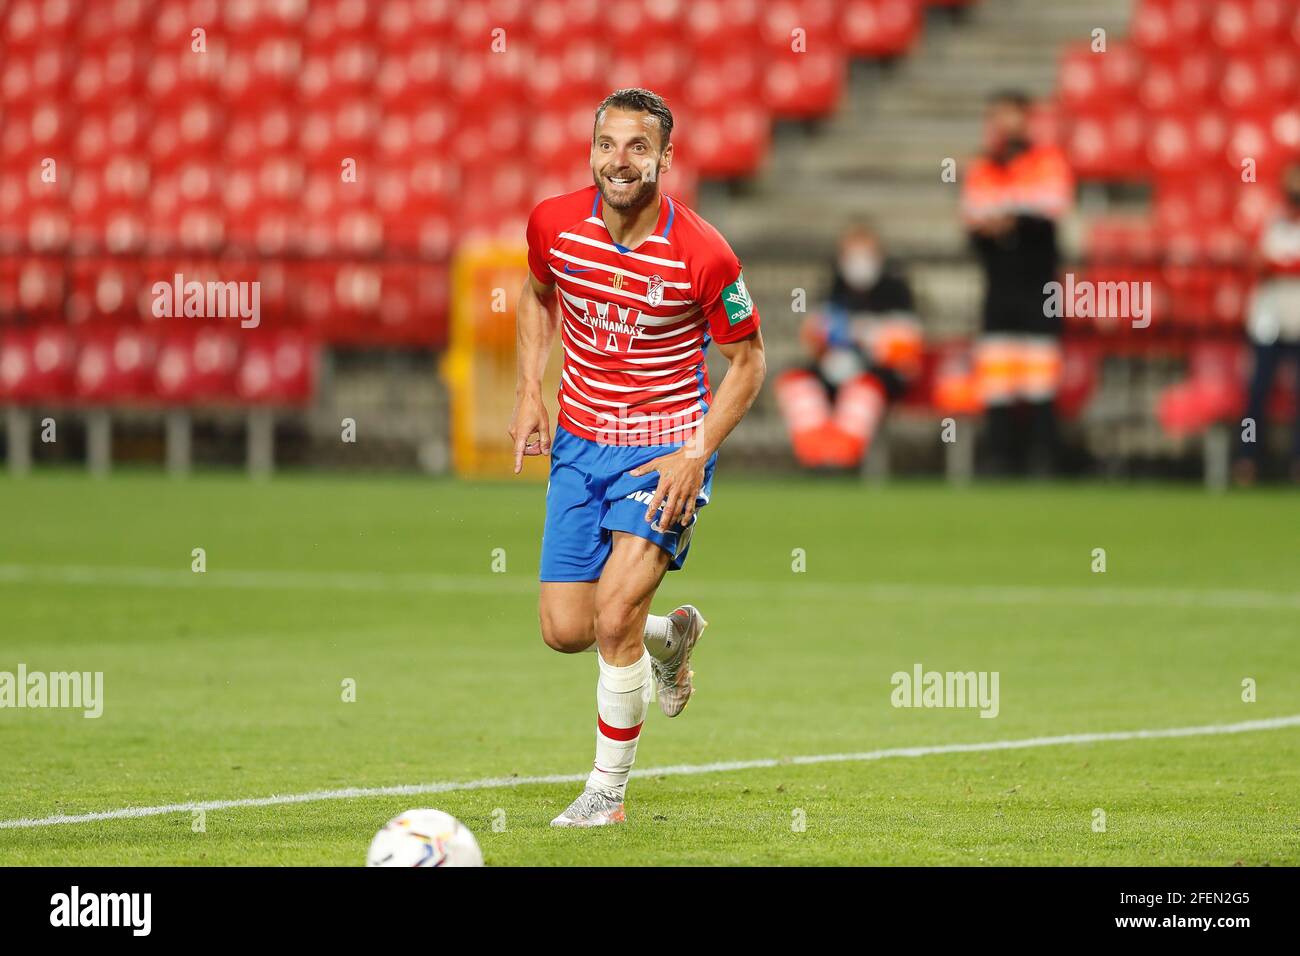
[963,90,1073,476]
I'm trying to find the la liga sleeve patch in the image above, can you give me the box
[721,271,754,326]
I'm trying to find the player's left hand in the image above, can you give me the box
[628,447,706,531]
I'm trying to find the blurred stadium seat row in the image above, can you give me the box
[0,324,316,405]
[0,256,450,344]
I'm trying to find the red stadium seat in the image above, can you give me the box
[0,326,77,402]
[302,0,377,43]
[764,47,847,118]
[151,0,225,50]
[1064,107,1146,179]
[1056,342,1100,418]
[529,0,603,48]
[1138,49,1218,111]
[1210,0,1290,52]
[222,34,303,106]
[154,327,242,403]
[1,45,74,104]
[1132,0,1210,55]
[320,262,449,347]
[78,0,153,45]
[1058,41,1140,110]
[226,0,310,36]
[153,330,202,403]
[376,44,454,107]
[4,0,79,49]
[688,102,770,178]
[1,103,74,164]
[0,256,67,322]
[75,326,158,402]
[841,0,923,58]
[66,257,143,327]
[1085,218,1160,265]
[1144,109,1228,176]
[1219,49,1300,111]
[1224,112,1290,182]
[375,0,452,43]
[235,332,316,404]
[1158,343,1248,434]
[686,0,762,56]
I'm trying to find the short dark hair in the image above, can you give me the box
[988,89,1032,110]
[842,217,878,240]
[593,88,674,149]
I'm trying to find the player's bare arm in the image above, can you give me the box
[629,328,767,531]
[509,273,558,473]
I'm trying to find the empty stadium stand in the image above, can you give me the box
[0,0,972,473]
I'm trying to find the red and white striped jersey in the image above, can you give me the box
[526,185,760,446]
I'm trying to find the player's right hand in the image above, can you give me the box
[509,391,551,474]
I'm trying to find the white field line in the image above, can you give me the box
[2,563,1300,611]
[2,715,1298,830]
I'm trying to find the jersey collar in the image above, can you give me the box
[592,190,673,253]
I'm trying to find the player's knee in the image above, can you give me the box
[538,610,591,654]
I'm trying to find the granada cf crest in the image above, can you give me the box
[646,274,664,307]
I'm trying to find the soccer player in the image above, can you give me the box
[509,88,766,827]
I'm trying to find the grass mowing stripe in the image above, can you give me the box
[3,564,1300,611]
[4,714,1297,831]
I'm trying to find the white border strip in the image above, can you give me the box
[3,715,1297,830]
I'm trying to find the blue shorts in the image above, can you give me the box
[539,424,717,582]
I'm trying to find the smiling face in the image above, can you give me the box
[591,107,672,212]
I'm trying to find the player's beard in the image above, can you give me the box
[595,166,658,212]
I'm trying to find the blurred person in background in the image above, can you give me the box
[774,221,922,469]
[1235,161,1300,485]
[963,90,1073,477]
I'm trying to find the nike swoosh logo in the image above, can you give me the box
[563,264,591,274]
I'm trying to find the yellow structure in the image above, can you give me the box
[443,242,562,478]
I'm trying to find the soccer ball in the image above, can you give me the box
[366,809,484,867]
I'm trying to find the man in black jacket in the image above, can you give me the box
[963,90,1074,475]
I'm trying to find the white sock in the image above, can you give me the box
[581,614,677,660]
[641,613,677,662]
[586,649,651,797]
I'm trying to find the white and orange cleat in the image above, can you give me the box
[550,787,627,828]
[651,604,707,718]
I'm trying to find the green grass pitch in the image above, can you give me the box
[1,472,1297,865]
